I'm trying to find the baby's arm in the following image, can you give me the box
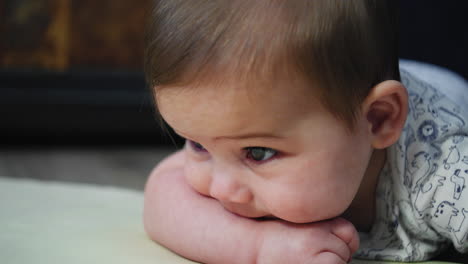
[144,151,359,264]
[144,151,260,263]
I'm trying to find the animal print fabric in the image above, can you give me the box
[355,66,468,261]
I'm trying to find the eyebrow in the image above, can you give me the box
[173,129,284,141]
[214,133,284,140]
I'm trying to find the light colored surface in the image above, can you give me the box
[0,176,196,264]
[0,177,456,264]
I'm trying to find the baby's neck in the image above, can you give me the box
[342,149,386,232]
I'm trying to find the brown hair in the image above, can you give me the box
[144,0,400,128]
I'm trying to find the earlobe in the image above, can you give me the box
[362,80,408,149]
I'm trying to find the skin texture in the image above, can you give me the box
[144,77,408,263]
[144,151,359,264]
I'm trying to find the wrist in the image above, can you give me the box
[254,219,285,263]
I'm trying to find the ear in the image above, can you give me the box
[361,80,408,149]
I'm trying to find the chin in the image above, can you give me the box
[274,208,344,224]
[221,202,267,219]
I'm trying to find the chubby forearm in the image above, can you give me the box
[144,151,359,264]
[143,151,262,264]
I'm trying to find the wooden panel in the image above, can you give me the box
[0,0,70,70]
[70,0,150,70]
[0,0,151,71]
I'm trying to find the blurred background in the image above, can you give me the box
[0,0,176,190]
[0,0,467,190]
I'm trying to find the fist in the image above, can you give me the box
[257,217,359,264]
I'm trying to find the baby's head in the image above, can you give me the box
[145,0,408,224]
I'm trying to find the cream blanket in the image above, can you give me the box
[0,177,455,264]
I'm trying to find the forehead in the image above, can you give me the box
[156,78,322,139]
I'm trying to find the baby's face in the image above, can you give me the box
[157,78,374,223]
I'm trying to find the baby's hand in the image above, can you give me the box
[257,217,359,264]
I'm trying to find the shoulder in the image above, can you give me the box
[397,60,468,159]
[382,61,468,252]
[400,59,468,115]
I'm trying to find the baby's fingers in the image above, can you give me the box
[330,217,360,256]
[315,228,354,263]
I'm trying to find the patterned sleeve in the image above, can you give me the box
[356,64,468,261]
[416,131,468,252]
[399,66,468,252]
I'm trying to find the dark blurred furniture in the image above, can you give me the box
[0,0,170,145]
[0,1,466,145]
[0,69,169,145]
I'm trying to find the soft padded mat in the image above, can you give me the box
[0,177,456,264]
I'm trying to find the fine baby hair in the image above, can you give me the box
[144,0,400,128]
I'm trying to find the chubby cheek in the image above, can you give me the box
[265,188,349,223]
[184,157,212,196]
[260,162,359,223]
[265,196,312,223]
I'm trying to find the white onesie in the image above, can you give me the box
[356,61,468,261]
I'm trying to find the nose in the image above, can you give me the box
[209,169,253,204]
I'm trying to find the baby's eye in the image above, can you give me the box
[188,140,207,152]
[245,147,277,162]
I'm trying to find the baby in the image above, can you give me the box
[143,0,468,263]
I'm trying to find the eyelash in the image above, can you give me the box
[188,140,207,152]
[187,140,279,163]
